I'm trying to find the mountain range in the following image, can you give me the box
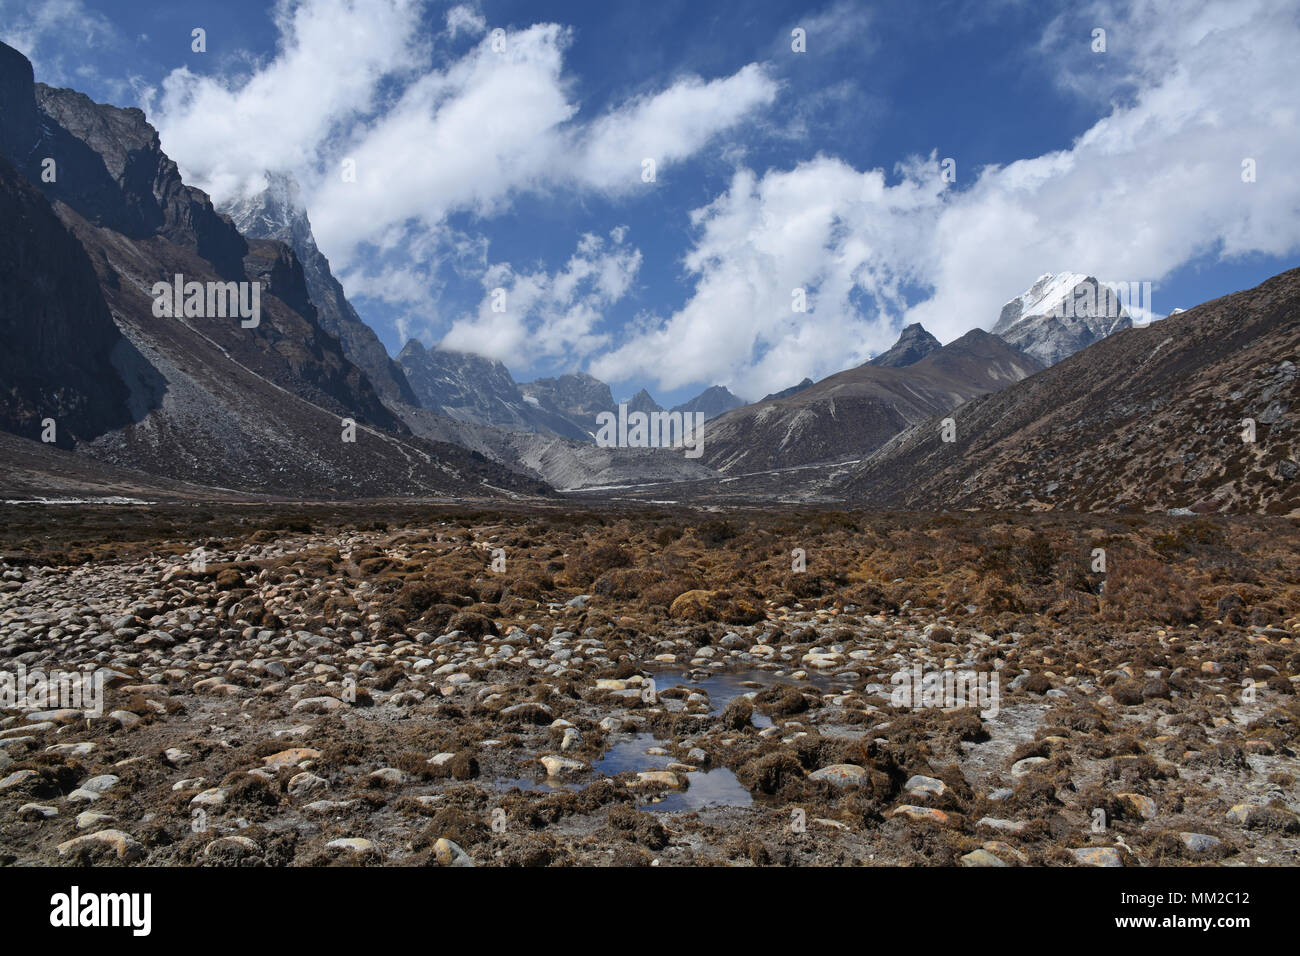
[0,39,1294,513]
[695,328,1041,474]
[840,269,1299,514]
[0,42,543,499]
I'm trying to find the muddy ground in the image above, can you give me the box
[1,504,1297,866]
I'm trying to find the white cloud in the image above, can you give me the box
[117,0,1298,402]
[445,4,486,39]
[589,156,945,398]
[308,22,577,264]
[785,0,876,57]
[906,0,1300,337]
[147,4,775,287]
[0,0,121,91]
[574,63,778,191]
[308,25,776,264]
[440,228,642,371]
[594,0,1300,398]
[148,0,428,202]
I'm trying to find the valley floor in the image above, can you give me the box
[1,504,1297,866]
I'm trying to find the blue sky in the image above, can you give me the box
[4,0,1298,406]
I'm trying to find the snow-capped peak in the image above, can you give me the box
[992,272,1134,367]
[1000,272,1090,332]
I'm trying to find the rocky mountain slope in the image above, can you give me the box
[761,377,814,402]
[671,385,745,421]
[0,42,544,499]
[993,273,1133,366]
[840,268,1300,514]
[624,388,663,416]
[0,153,133,447]
[397,340,589,440]
[519,372,613,436]
[223,171,419,407]
[868,323,940,367]
[698,328,1042,474]
[393,402,711,490]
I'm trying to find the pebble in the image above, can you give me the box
[960,848,1009,867]
[293,696,345,713]
[66,774,120,802]
[263,747,322,768]
[1179,832,1222,853]
[304,799,359,813]
[903,774,947,799]
[434,838,474,867]
[1010,757,1049,776]
[327,837,377,855]
[977,817,1026,833]
[540,755,587,776]
[1117,792,1158,820]
[288,772,329,796]
[1071,847,1124,867]
[205,836,260,858]
[0,770,36,791]
[888,805,950,825]
[57,829,144,861]
[634,771,684,789]
[47,742,95,757]
[809,764,867,787]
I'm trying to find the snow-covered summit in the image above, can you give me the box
[992,273,1133,366]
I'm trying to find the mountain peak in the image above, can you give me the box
[869,322,941,367]
[992,273,1133,366]
[223,171,419,406]
[518,372,615,434]
[625,388,663,415]
[671,384,744,420]
[224,169,316,256]
[761,377,815,402]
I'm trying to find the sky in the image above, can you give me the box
[3,0,1298,406]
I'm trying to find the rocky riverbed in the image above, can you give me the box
[1,505,1297,866]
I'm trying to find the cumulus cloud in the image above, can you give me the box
[440,228,643,370]
[445,4,486,39]
[0,0,123,92]
[307,22,577,263]
[905,0,1300,338]
[590,156,944,397]
[309,25,776,264]
[147,0,428,203]
[574,63,779,191]
[595,0,1300,398]
[134,0,1297,400]
[147,2,776,285]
